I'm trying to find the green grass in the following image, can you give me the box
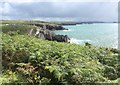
[1,33,120,84]
[0,20,62,35]
[1,24,37,34]
[1,20,58,26]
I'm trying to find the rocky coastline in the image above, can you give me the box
[1,20,70,43]
[30,23,67,30]
[29,24,70,42]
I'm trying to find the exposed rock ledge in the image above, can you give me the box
[30,24,67,30]
[29,25,70,43]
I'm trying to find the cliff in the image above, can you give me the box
[30,23,66,30]
[29,27,70,42]
[1,20,70,42]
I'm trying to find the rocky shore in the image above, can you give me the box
[1,20,70,43]
[30,24,67,30]
[29,25,70,42]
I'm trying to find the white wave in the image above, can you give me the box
[63,29,72,32]
[70,38,92,44]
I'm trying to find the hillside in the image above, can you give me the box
[1,20,66,30]
[0,20,120,84]
[1,33,119,84]
[1,20,70,42]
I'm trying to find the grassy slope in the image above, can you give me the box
[1,20,58,26]
[0,20,119,84]
[0,20,62,35]
[1,24,37,34]
[1,34,120,84]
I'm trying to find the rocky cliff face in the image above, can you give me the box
[29,27,70,43]
[30,24,66,30]
[2,22,70,43]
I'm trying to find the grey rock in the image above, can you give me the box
[29,24,70,42]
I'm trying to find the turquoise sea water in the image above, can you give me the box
[55,23,118,48]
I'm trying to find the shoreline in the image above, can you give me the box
[69,38,118,49]
[55,23,118,49]
[1,20,118,49]
[58,22,118,25]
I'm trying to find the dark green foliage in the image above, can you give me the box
[1,33,119,84]
[1,24,37,34]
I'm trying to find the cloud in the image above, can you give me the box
[1,0,119,3]
[0,1,118,22]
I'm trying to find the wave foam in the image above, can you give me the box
[70,38,92,44]
[63,29,72,32]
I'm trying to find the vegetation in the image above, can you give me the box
[0,20,57,34]
[1,24,37,35]
[0,20,119,84]
[1,33,119,84]
[1,20,58,26]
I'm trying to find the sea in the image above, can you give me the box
[54,23,118,48]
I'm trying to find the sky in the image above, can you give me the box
[0,0,119,22]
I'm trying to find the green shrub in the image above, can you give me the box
[1,33,120,84]
[1,24,37,34]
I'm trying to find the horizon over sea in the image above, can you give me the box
[55,23,118,48]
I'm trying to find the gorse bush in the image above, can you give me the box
[1,33,119,84]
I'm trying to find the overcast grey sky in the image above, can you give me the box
[0,0,119,22]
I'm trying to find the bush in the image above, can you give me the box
[1,34,120,84]
[1,24,37,34]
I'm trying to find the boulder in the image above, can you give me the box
[53,35,70,42]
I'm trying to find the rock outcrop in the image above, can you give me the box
[52,35,70,42]
[30,24,66,30]
[29,26,70,43]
